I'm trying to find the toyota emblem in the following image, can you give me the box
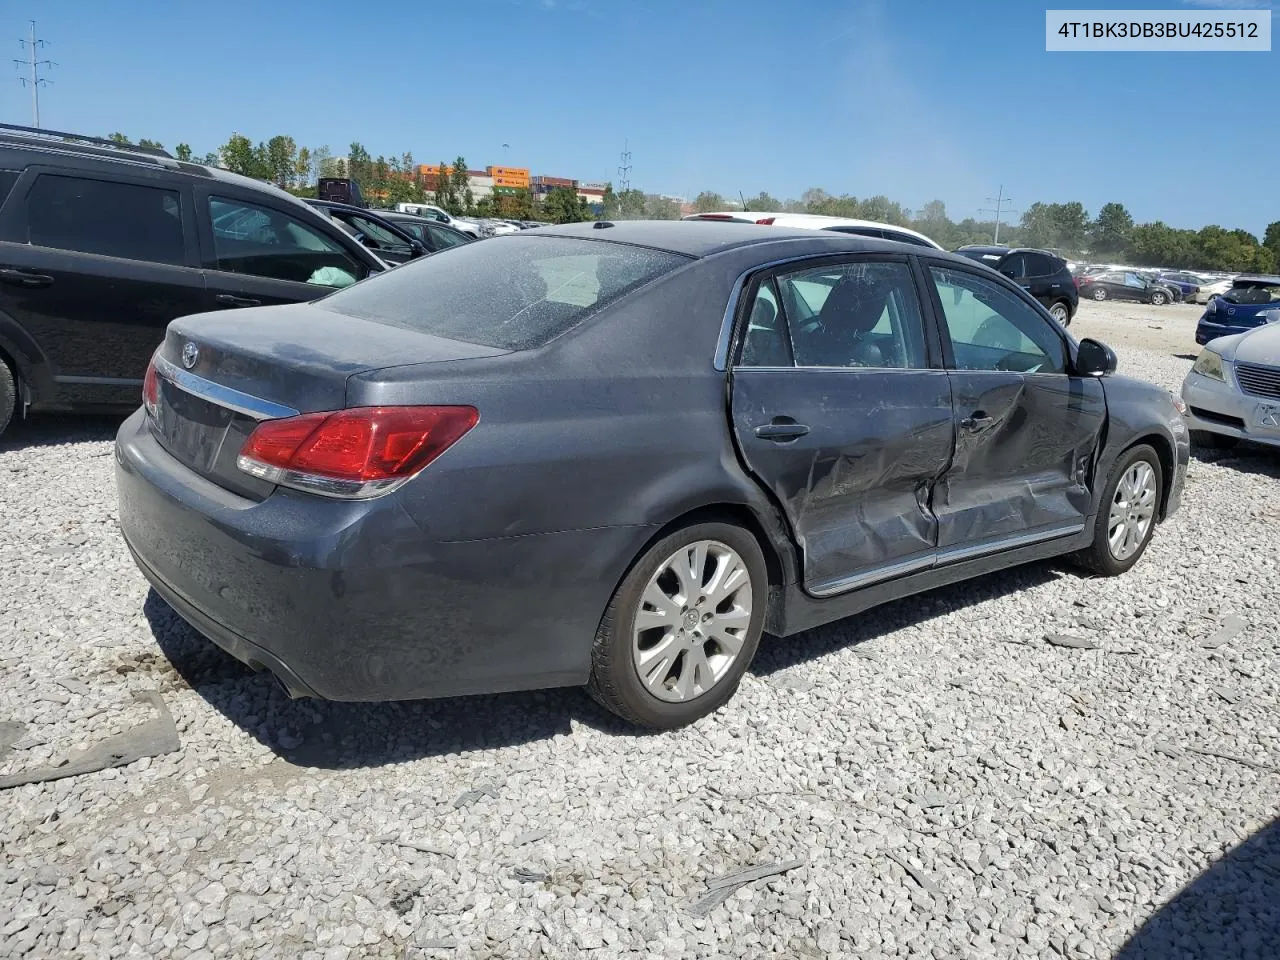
[181,342,199,369]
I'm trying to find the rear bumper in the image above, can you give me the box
[1195,319,1253,345]
[115,408,649,701]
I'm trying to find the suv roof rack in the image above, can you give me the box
[0,122,173,159]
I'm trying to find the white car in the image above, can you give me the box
[394,203,485,239]
[486,219,521,236]
[682,211,943,249]
[1181,322,1280,450]
[1194,277,1234,304]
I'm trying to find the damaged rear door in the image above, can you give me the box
[728,255,954,596]
[923,263,1105,556]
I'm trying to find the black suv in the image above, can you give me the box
[0,124,386,437]
[953,245,1078,327]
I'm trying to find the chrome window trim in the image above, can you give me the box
[154,354,299,421]
[807,522,1085,599]
[733,366,950,375]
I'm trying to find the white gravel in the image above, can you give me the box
[2,301,1278,959]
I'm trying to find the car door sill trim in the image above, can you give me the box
[806,522,1085,599]
[936,522,1085,566]
[55,375,145,386]
[808,553,936,598]
[154,355,300,421]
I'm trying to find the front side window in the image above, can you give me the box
[929,267,1067,374]
[28,175,185,266]
[346,214,413,257]
[998,253,1027,278]
[741,260,929,369]
[426,224,469,250]
[208,196,364,288]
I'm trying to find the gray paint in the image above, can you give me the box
[116,224,1189,702]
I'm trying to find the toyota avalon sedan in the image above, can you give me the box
[116,222,1188,729]
[1181,321,1280,450]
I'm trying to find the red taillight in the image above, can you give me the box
[754,217,776,225]
[1072,276,1079,290]
[142,352,160,417]
[237,406,479,499]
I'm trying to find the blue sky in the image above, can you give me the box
[10,0,1278,235]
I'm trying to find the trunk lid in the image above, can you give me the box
[150,302,507,498]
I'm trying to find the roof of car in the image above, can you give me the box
[1231,274,1280,285]
[531,219,936,258]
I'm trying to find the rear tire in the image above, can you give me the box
[1191,430,1239,450]
[1072,444,1163,577]
[587,522,767,729]
[1150,291,1168,305]
[1091,287,1108,301]
[0,358,16,439]
[1048,301,1071,326]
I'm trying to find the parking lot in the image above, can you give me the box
[1,299,1277,959]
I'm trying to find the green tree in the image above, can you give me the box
[137,138,164,151]
[615,189,647,219]
[600,183,619,220]
[219,133,266,178]
[346,142,372,186]
[1263,221,1280,264]
[1090,202,1133,254]
[643,196,681,220]
[107,132,131,144]
[265,135,298,189]
[692,191,724,213]
[744,191,781,212]
[200,151,220,168]
[544,186,589,223]
[452,157,472,214]
[295,146,312,185]
[433,160,456,211]
[173,143,193,162]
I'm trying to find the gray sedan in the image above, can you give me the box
[116,222,1189,729]
[1181,322,1280,450]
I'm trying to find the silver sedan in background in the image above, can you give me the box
[1181,322,1280,450]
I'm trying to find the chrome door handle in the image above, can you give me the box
[961,414,995,431]
[754,420,810,442]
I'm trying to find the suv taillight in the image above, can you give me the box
[237,406,479,500]
[142,351,160,418]
[754,217,776,225]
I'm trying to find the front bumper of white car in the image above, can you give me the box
[1181,365,1280,449]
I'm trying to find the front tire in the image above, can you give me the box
[1073,444,1163,577]
[0,358,16,439]
[587,522,767,729]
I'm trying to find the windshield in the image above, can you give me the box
[319,235,690,349]
[1224,282,1280,305]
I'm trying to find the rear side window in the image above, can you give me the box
[1024,253,1060,276]
[321,236,689,350]
[1225,283,1280,305]
[28,175,186,266]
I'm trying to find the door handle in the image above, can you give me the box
[960,413,995,432]
[754,418,810,442]
[215,294,262,308]
[0,267,53,288]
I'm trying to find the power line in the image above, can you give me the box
[617,139,632,195]
[979,185,1014,244]
[15,20,54,128]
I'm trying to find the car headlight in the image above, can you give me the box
[1169,391,1187,416]
[1191,349,1226,381]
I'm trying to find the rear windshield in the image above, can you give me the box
[1224,282,1280,305]
[320,235,690,350]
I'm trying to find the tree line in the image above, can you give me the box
[105,132,1278,272]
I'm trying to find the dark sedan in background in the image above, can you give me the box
[1079,271,1178,305]
[116,223,1188,729]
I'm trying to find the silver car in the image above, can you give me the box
[1181,322,1280,450]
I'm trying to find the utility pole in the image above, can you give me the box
[16,21,54,128]
[981,185,1013,244]
[617,139,632,195]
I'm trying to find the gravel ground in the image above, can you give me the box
[2,300,1277,959]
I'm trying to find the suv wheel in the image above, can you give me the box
[0,358,16,438]
[1092,287,1108,301]
[1048,301,1071,326]
[587,522,767,729]
[1072,444,1163,576]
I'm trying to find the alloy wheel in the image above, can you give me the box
[1049,303,1069,324]
[631,539,753,703]
[1093,288,1107,301]
[1107,461,1157,561]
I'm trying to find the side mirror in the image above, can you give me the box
[410,240,427,258]
[999,268,1016,278]
[1076,338,1117,377]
